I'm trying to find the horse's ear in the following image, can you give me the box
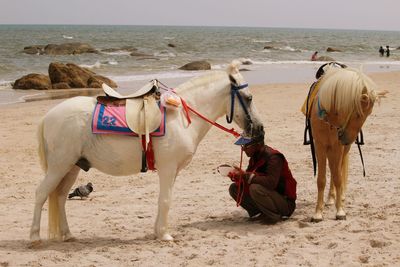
[360,93,371,110]
[360,94,369,103]
[376,90,389,99]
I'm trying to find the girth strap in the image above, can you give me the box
[303,82,317,176]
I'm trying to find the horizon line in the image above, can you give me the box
[0,23,399,33]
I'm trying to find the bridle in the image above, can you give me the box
[226,83,253,128]
[316,95,354,139]
[316,94,366,176]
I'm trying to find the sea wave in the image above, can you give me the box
[79,60,118,69]
[62,35,74,39]
[252,39,272,43]
[154,51,176,58]
[0,80,12,89]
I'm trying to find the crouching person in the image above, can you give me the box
[228,134,297,223]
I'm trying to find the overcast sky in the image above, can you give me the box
[0,0,398,31]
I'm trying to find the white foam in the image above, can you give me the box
[104,59,118,65]
[79,61,102,69]
[154,51,176,58]
[62,35,74,39]
[252,39,272,43]
[79,59,119,69]
[0,80,12,89]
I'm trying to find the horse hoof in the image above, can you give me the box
[336,215,346,220]
[28,240,42,249]
[160,233,174,241]
[311,217,323,223]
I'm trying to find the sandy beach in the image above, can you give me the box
[0,70,399,266]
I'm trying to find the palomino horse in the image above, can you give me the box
[29,61,264,245]
[304,66,386,222]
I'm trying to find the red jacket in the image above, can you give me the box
[245,146,297,200]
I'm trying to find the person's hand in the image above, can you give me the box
[228,170,253,183]
[227,169,243,181]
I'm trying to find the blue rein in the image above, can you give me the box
[226,83,252,124]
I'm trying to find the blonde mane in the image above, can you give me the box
[318,66,377,116]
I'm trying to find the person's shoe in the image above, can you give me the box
[281,216,290,221]
[248,213,265,222]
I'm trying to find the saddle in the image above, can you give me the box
[98,81,162,172]
[99,81,162,140]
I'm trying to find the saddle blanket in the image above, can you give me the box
[92,102,166,136]
[301,79,322,117]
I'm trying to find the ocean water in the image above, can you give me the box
[0,24,399,91]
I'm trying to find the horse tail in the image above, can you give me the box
[37,118,48,172]
[48,190,61,239]
[38,118,62,239]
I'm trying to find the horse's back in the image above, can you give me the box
[45,96,96,119]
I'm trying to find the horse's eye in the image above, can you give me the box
[247,95,253,102]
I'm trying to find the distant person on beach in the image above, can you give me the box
[379,46,385,57]
[311,51,318,61]
[227,134,297,224]
[386,46,390,57]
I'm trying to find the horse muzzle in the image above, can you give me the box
[246,122,264,139]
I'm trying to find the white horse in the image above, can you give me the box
[30,61,264,246]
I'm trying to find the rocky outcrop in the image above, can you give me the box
[263,45,274,50]
[13,73,52,90]
[44,43,97,55]
[48,62,117,89]
[22,45,45,55]
[326,47,343,52]
[179,61,211,71]
[13,62,117,90]
[22,42,97,55]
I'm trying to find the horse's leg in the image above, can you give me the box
[327,178,336,205]
[154,167,177,241]
[55,166,80,241]
[30,167,71,245]
[328,145,350,205]
[328,147,346,220]
[312,144,327,222]
[340,145,351,202]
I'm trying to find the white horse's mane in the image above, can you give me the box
[318,66,377,116]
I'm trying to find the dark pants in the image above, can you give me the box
[229,183,296,223]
